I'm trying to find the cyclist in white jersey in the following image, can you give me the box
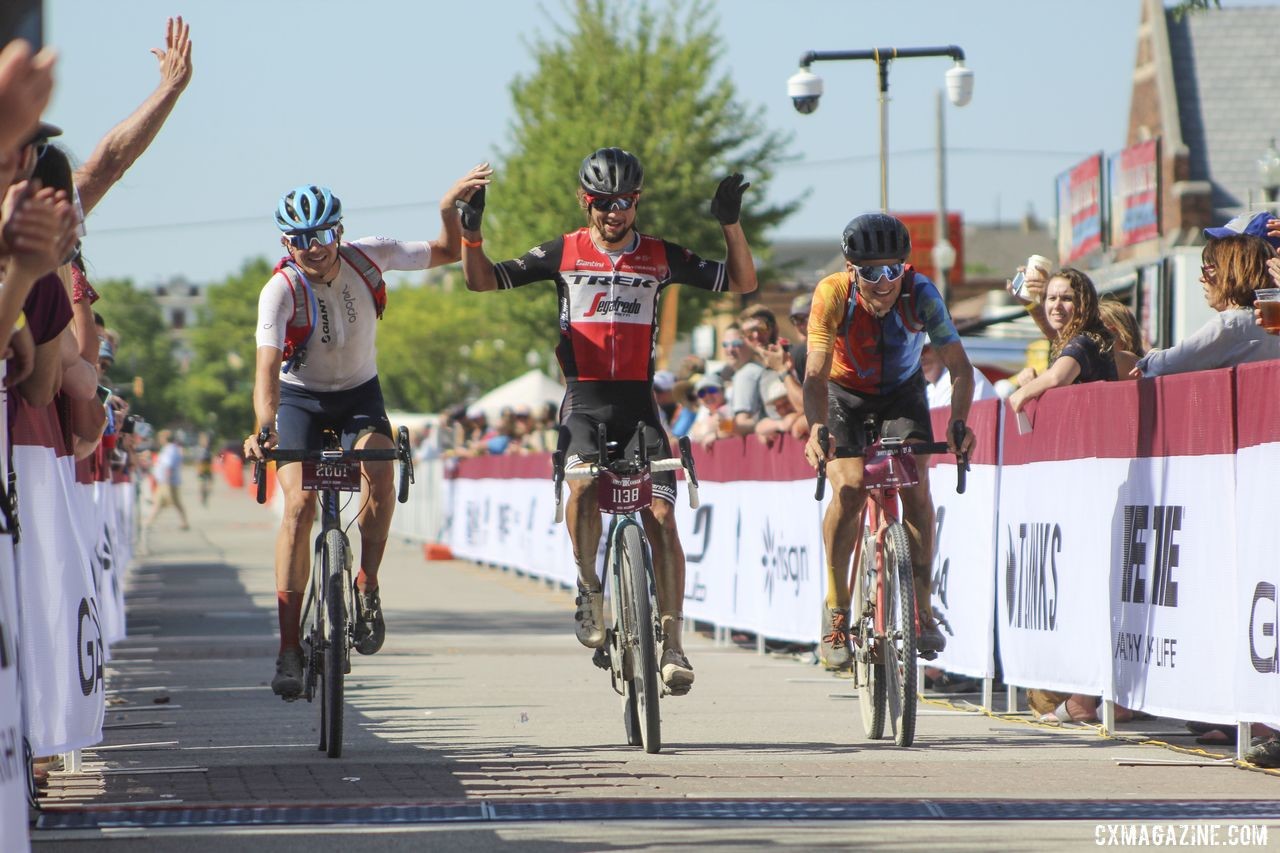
[245,167,490,700]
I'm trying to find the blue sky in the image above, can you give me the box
[46,0,1146,286]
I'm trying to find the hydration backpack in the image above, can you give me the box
[274,243,386,373]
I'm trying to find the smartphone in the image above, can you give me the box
[0,0,43,50]
[1010,270,1026,298]
[96,385,112,405]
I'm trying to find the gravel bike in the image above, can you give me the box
[253,426,413,757]
[816,418,967,747]
[552,424,699,754]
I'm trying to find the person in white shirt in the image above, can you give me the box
[144,429,188,530]
[921,343,998,409]
[244,169,490,700]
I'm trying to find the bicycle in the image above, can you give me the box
[551,423,700,754]
[252,426,414,758]
[815,418,967,747]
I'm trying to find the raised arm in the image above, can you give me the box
[458,186,499,292]
[709,174,757,294]
[427,162,492,268]
[0,41,56,153]
[75,17,193,216]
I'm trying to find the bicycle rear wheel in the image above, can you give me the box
[855,528,886,740]
[883,522,917,747]
[619,523,661,753]
[322,528,348,758]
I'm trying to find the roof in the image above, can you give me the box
[1167,4,1280,221]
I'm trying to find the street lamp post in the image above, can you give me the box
[787,46,973,212]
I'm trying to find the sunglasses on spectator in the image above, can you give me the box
[790,313,808,324]
[696,386,723,397]
[856,263,905,282]
[1200,264,1217,278]
[286,226,340,250]
[721,340,744,350]
[585,193,639,212]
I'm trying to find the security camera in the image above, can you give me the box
[945,63,974,107]
[787,68,823,115]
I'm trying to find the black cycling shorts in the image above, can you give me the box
[827,369,933,456]
[276,375,393,464]
[560,380,675,506]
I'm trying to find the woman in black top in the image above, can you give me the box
[1010,267,1116,413]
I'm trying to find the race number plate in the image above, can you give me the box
[301,460,362,492]
[597,469,653,513]
[863,444,921,489]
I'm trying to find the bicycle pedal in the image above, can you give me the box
[663,684,691,697]
[591,647,610,671]
[918,650,939,662]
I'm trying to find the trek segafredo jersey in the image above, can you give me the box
[494,229,727,382]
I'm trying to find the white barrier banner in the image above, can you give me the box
[1110,454,1238,722]
[95,481,126,647]
[997,457,1115,696]
[1234,441,1280,729]
[14,446,105,754]
[450,477,574,586]
[929,462,998,679]
[0,533,29,853]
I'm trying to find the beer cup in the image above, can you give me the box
[1257,288,1280,333]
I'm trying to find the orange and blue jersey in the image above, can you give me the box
[807,268,959,395]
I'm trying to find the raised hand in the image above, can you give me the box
[456,186,486,232]
[710,172,749,226]
[0,41,56,153]
[151,16,193,94]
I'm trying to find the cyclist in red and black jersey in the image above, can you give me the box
[459,147,757,693]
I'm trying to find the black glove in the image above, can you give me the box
[456,186,486,232]
[709,172,749,225]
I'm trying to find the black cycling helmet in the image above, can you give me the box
[840,213,912,262]
[578,147,644,195]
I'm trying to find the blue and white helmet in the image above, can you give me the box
[276,185,342,232]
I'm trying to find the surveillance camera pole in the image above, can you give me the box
[797,46,966,212]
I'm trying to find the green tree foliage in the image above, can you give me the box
[1171,0,1220,21]
[181,257,271,440]
[94,279,182,426]
[487,0,797,337]
[378,274,547,413]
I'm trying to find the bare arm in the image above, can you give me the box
[243,346,283,461]
[0,41,55,153]
[74,17,193,216]
[801,346,835,469]
[59,326,98,400]
[723,223,757,293]
[1008,355,1081,413]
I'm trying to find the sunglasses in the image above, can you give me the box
[286,226,340,250]
[696,387,723,397]
[856,263,905,282]
[1200,264,1217,278]
[721,340,744,350]
[585,193,639,212]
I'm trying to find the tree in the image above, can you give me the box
[1171,0,1221,20]
[181,257,271,440]
[94,279,183,426]
[488,0,797,337]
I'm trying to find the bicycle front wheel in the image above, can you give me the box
[323,528,348,758]
[619,523,661,754]
[855,528,886,740]
[883,522,917,747]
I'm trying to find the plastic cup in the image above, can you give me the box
[1257,288,1280,333]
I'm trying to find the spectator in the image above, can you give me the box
[674,354,705,381]
[787,291,811,382]
[721,324,764,434]
[145,429,189,531]
[1134,234,1280,377]
[687,374,732,448]
[0,39,56,153]
[668,377,697,438]
[652,369,678,433]
[752,372,799,445]
[1098,297,1145,379]
[1009,268,1117,413]
[921,342,998,409]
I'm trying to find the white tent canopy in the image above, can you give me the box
[470,369,564,421]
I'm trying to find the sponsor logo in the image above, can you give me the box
[1004,522,1059,630]
[761,519,809,603]
[564,272,656,289]
[317,297,333,343]
[1250,582,1277,674]
[684,571,707,602]
[575,259,607,270]
[76,597,104,697]
[0,724,20,784]
[529,245,546,258]
[1119,504,1181,607]
[342,284,358,324]
[583,292,642,318]
[1113,504,1183,670]
[931,505,950,610]
[515,258,527,269]
[684,505,712,563]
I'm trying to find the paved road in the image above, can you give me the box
[30,478,1279,850]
